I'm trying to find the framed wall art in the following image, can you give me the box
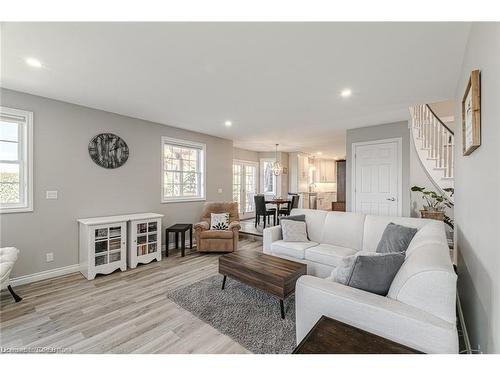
[462,69,481,156]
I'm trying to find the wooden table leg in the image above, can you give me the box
[175,232,179,249]
[181,230,186,257]
[280,299,285,319]
[189,226,193,249]
[165,230,169,257]
[221,275,227,290]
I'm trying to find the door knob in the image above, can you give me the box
[386,197,396,201]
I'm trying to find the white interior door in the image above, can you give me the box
[233,160,257,219]
[352,138,402,216]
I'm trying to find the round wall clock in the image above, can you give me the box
[88,133,129,169]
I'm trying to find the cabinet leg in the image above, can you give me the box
[280,299,285,319]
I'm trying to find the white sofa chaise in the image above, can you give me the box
[263,209,458,353]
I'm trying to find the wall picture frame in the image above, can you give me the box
[462,69,481,156]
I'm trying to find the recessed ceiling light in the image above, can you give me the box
[316,152,323,155]
[340,88,352,98]
[25,57,42,68]
[224,120,232,127]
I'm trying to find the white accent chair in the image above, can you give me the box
[263,209,458,353]
[0,247,22,302]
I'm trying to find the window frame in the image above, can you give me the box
[260,158,277,196]
[161,136,206,203]
[0,106,33,214]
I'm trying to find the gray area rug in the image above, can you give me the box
[167,275,296,354]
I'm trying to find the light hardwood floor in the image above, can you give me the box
[0,237,263,354]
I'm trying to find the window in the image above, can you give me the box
[161,137,206,202]
[0,107,33,213]
[260,159,276,195]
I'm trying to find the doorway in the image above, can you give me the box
[351,138,402,216]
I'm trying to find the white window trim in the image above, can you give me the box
[0,106,33,214]
[260,158,277,195]
[161,136,206,203]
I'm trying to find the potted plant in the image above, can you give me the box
[410,186,454,229]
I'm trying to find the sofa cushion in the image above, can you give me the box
[199,230,234,239]
[271,240,318,260]
[281,220,308,242]
[362,215,429,252]
[320,211,366,251]
[289,209,328,243]
[305,243,358,267]
[376,223,418,254]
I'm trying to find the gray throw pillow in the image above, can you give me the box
[376,223,418,254]
[329,251,405,296]
[280,214,308,239]
[281,220,308,242]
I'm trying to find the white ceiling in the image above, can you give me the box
[1,22,470,159]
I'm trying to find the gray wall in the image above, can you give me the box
[233,147,259,162]
[454,23,500,354]
[0,89,233,278]
[346,121,411,217]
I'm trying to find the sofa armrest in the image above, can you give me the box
[263,225,282,254]
[296,275,458,353]
[193,221,210,232]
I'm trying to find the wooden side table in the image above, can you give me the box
[165,223,193,257]
[293,316,422,354]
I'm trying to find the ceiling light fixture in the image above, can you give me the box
[224,120,232,127]
[272,144,283,176]
[25,57,42,68]
[317,151,323,155]
[340,88,352,98]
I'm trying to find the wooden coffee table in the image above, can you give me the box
[218,250,307,319]
[293,316,422,354]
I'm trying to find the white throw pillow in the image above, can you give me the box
[210,213,230,230]
[281,220,308,242]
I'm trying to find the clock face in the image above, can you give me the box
[88,133,129,169]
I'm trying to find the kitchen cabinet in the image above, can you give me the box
[313,159,336,183]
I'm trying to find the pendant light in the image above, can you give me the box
[272,143,283,176]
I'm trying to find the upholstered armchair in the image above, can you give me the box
[194,202,241,253]
[1,247,22,302]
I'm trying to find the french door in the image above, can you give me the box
[233,160,257,219]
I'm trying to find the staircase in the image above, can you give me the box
[409,104,454,200]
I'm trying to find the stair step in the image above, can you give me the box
[433,167,446,170]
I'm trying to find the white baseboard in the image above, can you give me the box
[10,264,80,287]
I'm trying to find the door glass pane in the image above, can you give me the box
[245,165,257,213]
[109,252,121,262]
[148,243,157,254]
[148,233,157,243]
[109,226,121,237]
[109,238,121,250]
[148,222,157,232]
[137,244,148,256]
[137,223,147,233]
[0,163,20,204]
[137,235,147,245]
[95,228,108,239]
[233,163,242,212]
[95,240,107,254]
[95,254,107,266]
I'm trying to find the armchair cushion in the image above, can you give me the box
[199,230,234,239]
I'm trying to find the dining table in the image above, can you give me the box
[265,198,291,224]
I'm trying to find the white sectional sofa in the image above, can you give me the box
[263,209,458,353]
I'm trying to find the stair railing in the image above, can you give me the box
[410,104,454,179]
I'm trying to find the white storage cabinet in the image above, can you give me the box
[128,214,162,269]
[78,218,127,280]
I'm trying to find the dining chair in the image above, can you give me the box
[278,194,299,217]
[254,195,276,228]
